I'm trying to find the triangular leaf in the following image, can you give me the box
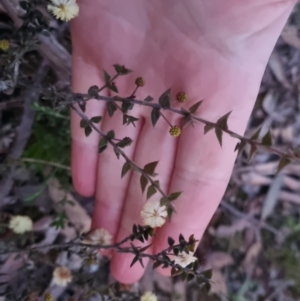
[107,102,117,117]
[121,162,131,178]
[104,70,111,83]
[90,116,102,124]
[144,96,154,102]
[181,115,193,129]
[107,83,118,93]
[144,161,159,175]
[248,144,257,162]
[151,108,160,127]
[80,119,87,128]
[262,130,272,146]
[217,111,232,130]
[140,175,148,194]
[107,130,115,140]
[99,138,107,153]
[84,126,92,137]
[116,137,133,148]
[215,128,223,147]
[147,185,157,200]
[130,255,139,267]
[202,269,213,280]
[277,156,291,173]
[251,127,262,140]
[113,64,132,75]
[169,191,182,201]
[189,100,203,114]
[159,89,171,108]
[204,124,214,134]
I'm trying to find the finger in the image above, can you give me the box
[71,57,107,197]
[110,113,178,284]
[91,105,143,250]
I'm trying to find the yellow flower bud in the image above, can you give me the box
[44,292,53,301]
[169,125,181,137]
[135,77,145,87]
[176,92,187,103]
[0,40,10,51]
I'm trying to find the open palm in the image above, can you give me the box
[70,0,295,283]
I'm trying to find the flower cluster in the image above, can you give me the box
[52,266,72,287]
[169,125,181,137]
[47,0,79,22]
[9,215,33,234]
[83,228,112,246]
[0,39,10,51]
[141,200,167,228]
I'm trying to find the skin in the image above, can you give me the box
[70,0,296,284]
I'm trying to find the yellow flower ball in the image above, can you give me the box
[0,40,10,51]
[169,125,181,137]
[135,77,145,87]
[176,92,187,103]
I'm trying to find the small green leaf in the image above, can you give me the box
[182,115,193,129]
[98,138,107,153]
[117,137,133,148]
[168,237,175,246]
[147,185,157,200]
[277,156,291,173]
[130,255,139,267]
[121,162,131,178]
[215,128,223,147]
[123,115,139,127]
[251,127,262,140]
[104,70,111,83]
[204,124,214,134]
[262,130,272,146]
[160,197,169,206]
[78,102,86,113]
[189,100,203,114]
[153,262,161,269]
[107,102,117,117]
[202,269,213,279]
[237,140,246,155]
[113,64,132,75]
[88,85,100,97]
[216,111,232,130]
[90,116,102,124]
[140,175,148,194]
[169,191,182,201]
[144,96,154,102]
[187,274,194,282]
[121,102,134,113]
[107,83,118,93]
[248,144,257,162]
[85,126,92,137]
[151,108,160,127]
[107,130,115,140]
[144,161,159,175]
[159,88,171,108]
[80,119,87,128]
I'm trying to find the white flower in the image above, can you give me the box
[9,215,33,234]
[140,292,157,301]
[52,266,72,287]
[47,0,79,22]
[83,228,112,246]
[141,201,167,228]
[173,251,197,268]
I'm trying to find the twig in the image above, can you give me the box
[220,200,282,237]
[70,104,174,210]
[66,93,300,164]
[22,158,71,171]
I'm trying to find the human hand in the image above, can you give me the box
[70,0,295,283]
